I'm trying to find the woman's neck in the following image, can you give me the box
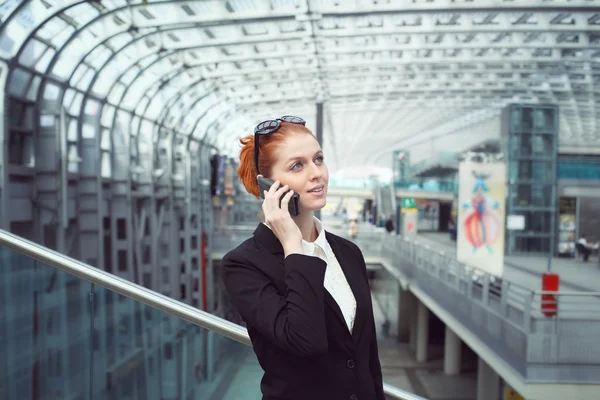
[292,211,317,242]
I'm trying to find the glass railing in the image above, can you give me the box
[0,229,425,400]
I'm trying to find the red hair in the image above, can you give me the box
[237,121,315,197]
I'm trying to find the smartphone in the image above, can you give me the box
[257,175,301,216]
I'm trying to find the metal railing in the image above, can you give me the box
[212,224,600,384]
[0,229,425,400]
[380,234,600,384]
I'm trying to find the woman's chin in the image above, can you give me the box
[300,197,327,212]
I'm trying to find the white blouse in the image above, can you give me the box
[263,217,357,332]
[302,218,357,333]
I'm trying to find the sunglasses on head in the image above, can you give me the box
[253,115,306,175]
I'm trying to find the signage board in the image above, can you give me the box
[506,215,525,230]
[457,162,506,277]
[401,197,416,210]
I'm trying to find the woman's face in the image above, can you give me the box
[268,133,329,213]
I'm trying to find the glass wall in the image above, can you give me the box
[503,104,559,255]
[0,244,258,400]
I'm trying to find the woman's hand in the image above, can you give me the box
[262,179,303,256]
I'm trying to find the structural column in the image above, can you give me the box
[477,357,500,400]
[415,300,429,363]
[397,287,411,342]
[314,102,323,220]
[408,292,418,352]
[444,326,462,375]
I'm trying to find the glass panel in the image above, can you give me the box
[34,47,56,73]
[101,105,117,127]
[0,0,45,58]
[7,67,31,96]
[558,159,600,180]
[0,243,262,400]
[86,45,113,68]
[8,130,34,166]
[517,134,533,155]
[515,160,553,181]
[43,82,61,101]
[521,211,553,233]
[512,183,553,207]
[101,152,111,178]
[512,235,551,253]
[0,245,92,399]
[520,107,533,132]
[531,134,554,155]
[532,107,556,131]
[18,38,48,67]
[26,75,41,101]
[8,100,34,130]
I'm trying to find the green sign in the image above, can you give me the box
[401,197,416,209]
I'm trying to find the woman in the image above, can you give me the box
[221,116,385,400]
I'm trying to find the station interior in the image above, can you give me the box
[1,1,600,400]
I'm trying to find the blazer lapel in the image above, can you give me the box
[323,289,350,335]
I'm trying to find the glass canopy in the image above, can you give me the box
[1,0,598,171]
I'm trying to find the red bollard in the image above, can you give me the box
[541,273,560,317]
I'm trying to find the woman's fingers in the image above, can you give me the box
[273,184,289,199]
[263,182,290,214]
[267,179,280,195]
[279,189,294,214]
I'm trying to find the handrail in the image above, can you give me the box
[0,229,425,400]
[535,291,600,296]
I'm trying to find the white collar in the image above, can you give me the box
[303,216,327,252]
[262,216,327,252]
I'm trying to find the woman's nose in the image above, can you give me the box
[310,163,323,179]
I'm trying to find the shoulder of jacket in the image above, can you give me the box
[221,236,263,266]
[326,231,361,254]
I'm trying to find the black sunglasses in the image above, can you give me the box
[253,115,306,175]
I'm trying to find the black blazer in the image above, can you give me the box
[221,223,385,400]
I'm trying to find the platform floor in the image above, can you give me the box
[212,292,478,400]
[417,232,600,292]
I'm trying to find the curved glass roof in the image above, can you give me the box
[1,0,599,172]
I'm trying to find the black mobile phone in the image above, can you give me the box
[257,175,301,216]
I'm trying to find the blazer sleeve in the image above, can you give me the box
[351,243,385,400]
[221,250,329,357]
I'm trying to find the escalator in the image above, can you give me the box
[379,186,394,219]
[0,230,424,400]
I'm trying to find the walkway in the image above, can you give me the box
[417,232,600,292]
[211,292,478,400]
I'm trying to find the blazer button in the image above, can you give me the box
[349,395,358,400]
[346,359,355,369]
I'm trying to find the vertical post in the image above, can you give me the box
[477,357,500,400]
[0,60,7,230]
[316,102,323,147]
[397,287,410,342]
[58,109,68,239]
[444,326,462,375]
[408,293,418,352]
[315,102,323,220]
[416,300,429,363]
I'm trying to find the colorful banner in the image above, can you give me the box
[457,162,506,277]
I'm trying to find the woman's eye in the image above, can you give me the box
[315,156,324,163]
[291,162,303,170]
